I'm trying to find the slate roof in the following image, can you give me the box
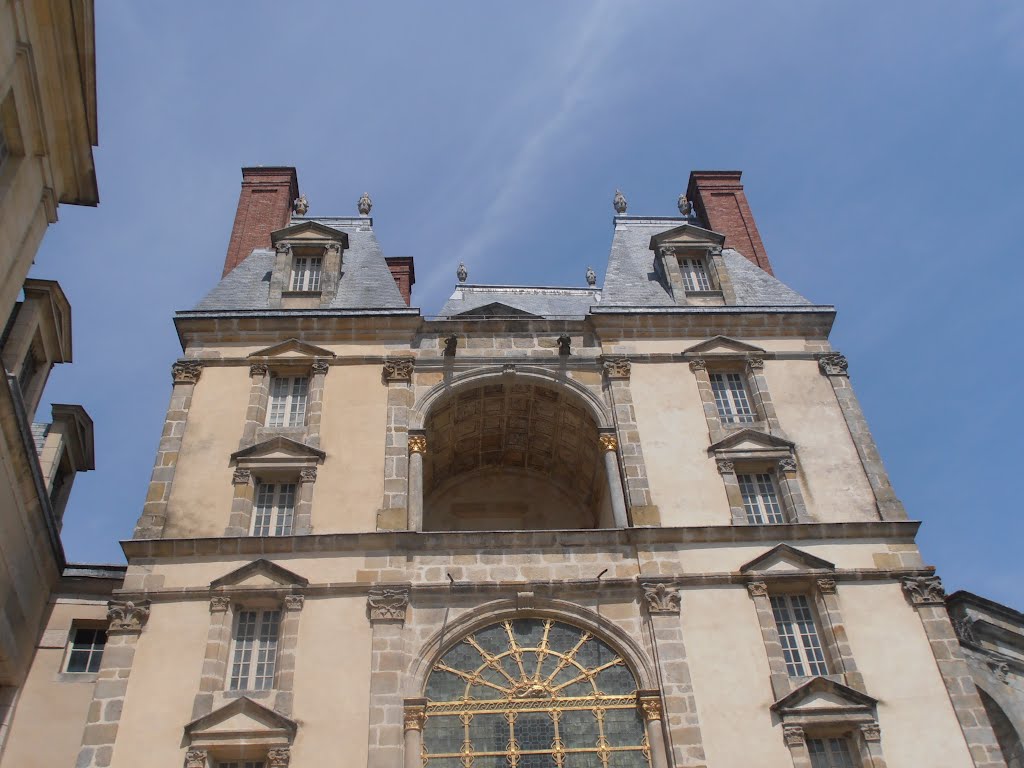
[193,217,409,311]
[439,285,601,319]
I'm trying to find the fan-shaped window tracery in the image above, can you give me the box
[422,618,650,768]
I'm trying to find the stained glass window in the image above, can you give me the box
[422,619,650,768]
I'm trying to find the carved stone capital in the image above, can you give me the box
[777,457,797,473]
[299,466,317,483]
[602,357,632,379]
[716,459,735,475]
[172,361,203,385]
[209,596,231,613]
[641,582,680,615]
[267,746,291,767]
[311,358,330,376]
[383,358,414,382]
[708,245,723,257]
[746,581,769,598]
[275,242,292,255]
[688,358,707,372]
[901,575,945,606]
[636,691,663,722]
[107,600,151,632]
[408,435,427,455]
[817,353,849,377]
[325,241,342,254]
[232,468,252,485]
[859,722,881,742]
[404,700,428,732]
[598,434,618,452]
[368,586,409,622]
[816,578,837,595]
[783,725,805,748]
[658,246,675,260]
[185,748,208,768]
[249,363,269,378]
[284,594,305,611]
[746,357,765,372]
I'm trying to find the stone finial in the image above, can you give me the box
[613,189,628,214]
[586,266,597,287]
[901,575,945,606]
[357,192,373,216]
[368,586,410,622]
[456,262,468,283]
[677,193,693,217]
[641,582,681,615]
[292,194,309,216]
[107,600,151,632]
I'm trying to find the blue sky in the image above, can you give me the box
[33,2,1023,605]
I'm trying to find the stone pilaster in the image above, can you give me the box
[241,363,271,447]
[274,595,305,716]
[379,360,414,530]
[295,467,316,535]
[814,580,864,692]
[133,362,202,538]
[366,587,411,768]
[706,246,737,303]
[689,359,727,443]
[783,725,813,768]
[819,353,907,521]
[744,357,783,434]
[901,576,1006,768]
[192,597,233,719]
[305,359,330,448]
[599,432,629,528]
[602,360,658,525]
[224,468,255,536]
[776,457,812,523]
[716,459,748,524]
[746,581,792,697]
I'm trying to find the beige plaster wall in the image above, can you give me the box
[629,362,730,526]
[765,360,877,521]
[164,367,251,538]
[600,338,817,355]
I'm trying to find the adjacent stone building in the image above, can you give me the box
[2,164,1021,768]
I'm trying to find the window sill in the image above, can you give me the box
[224,688,274,699]
[281,290,323,298]
[684,289,723,298]
[55,672,98,683]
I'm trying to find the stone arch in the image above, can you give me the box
[976,683,1024,768]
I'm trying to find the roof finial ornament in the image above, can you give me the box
[586,266,597,287]
[613,189,627,215]
[677,193,693,218]
[456,262,468,283]
[292,194,309,216]
[357,192,373,216]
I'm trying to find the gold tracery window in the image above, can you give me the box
[422,618,650,768]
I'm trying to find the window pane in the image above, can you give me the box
[710,373,754,424]
[253,483,274,536]
[230,610,257,689]
[738,473,785,524]
[288,377,308,426]
[66,628,107,673]
[253,610,280,689]
[771,595,828,677]
[268,377,290,427]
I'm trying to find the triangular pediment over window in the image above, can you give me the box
[740,544,836,575]
[210,559,309,589]
[649,223,725,250]
[247,338,336,360]
[454,302,539,319]
[270,220,349,247]
[184,696,296,749]
[683,336,766,356]
[771,676,877,716]
[231,436,326,464]
[708,428,794,454]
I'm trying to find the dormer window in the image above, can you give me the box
[289,254,322,292]
[679,256,711,292]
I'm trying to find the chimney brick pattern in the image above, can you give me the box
[222,167,299,277]
[687,171,773,275]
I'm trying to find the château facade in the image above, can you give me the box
[2,166,1021,768]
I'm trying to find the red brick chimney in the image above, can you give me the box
[687,171,773,275]
[223,167,300,276]
[385,257,416,306]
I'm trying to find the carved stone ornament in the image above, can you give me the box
[716,459,735,475]
[746,357,765,371]
[860,722,882,742]
[404,704,427,732]
[677,193,693,217]
[602,357,631,379]
[275,242,292,255]
[746,581,769,598]
[901,575,945,606]
[987,655,1011,684]
[299,466,317,483]
[408,435,427,455]
[107,600,151,632]
[383,358,414,382]
[816,578,837,595]
[172,361,202,385]
[658,246,675,261]
[443,334,458,356]
[292,194,309,215]
[707,245,723,256]
[284,594,305,611]
[185,748,208,768]
[688,358,707,372]
[358,192,373,216]
[232,468,252,485]
[817,353,849,377]
[636,693,663,722]
[613,189,628,214]
[325,241,342,254]
[586,266,597,287]
[598,434,618,452]
[783,725,805,748]
[249,363,269,377]
[267,746,291,767]
[952,613,976,643]
[778,457,798,473]
[557,335,572,356]
[368,586,410,621]
[641,582,681,615]
[311,359,330,376]
[457,262,468,283]
[209,596,231,613]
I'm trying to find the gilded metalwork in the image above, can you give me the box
[422,619,649,768]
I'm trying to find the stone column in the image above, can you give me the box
[76,601,151,768]
[818,354,907,521]
[407,433,426,532]
[224,468,255,536]
[636,691,670,768]
[783,725,813,768]
[134,361,202,538]
[306,359,330,448]
[379,359,414,530]
[745,357,783,434]
[599,433,628,528]
[602,358,659,525]
[716,459,747,524]
[241,363,270,447]
[776,457,813,523]
[403,699,427,768]
[901,576,1007,768]
[295,467,316,535]
[857,722,887,768]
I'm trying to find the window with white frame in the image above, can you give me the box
[65,627,107,673]
[770,594,829,677]
[289,254,322,292]
[709,372,755,424]
[267,375,308,428]
[737,472,786,524]
[807,737,858,768]
[679,256,711,292]
[252,482,296,536]
[229,608,281,691]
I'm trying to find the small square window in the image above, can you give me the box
[252,482,296,536]
[807,736,858,768]
[229,609,280,691]
[709,372,755,424]
[290,255,322,292]
[770,594,829,677]
[679,257,711,292]
[267,376,308,428]
[65,627,107,673]
[737,473,786,524]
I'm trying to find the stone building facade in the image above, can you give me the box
[1,164,1021,768]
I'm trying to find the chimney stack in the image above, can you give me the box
[385,257,416,306]
[223,167,299,276]
[687,171,773,275]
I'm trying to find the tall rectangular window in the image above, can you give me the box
[807,737,857,768]
[65,627,107,673]
[267,376,308,428]
[17,350,39,398]
[229,609,280,690]
[218,762,266,768]
[770,594,829,677]
[290,255,322,292]
[679,257,710,291]
[709,372,755,424]
[252,482,296,536]
[737,473,785,524]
